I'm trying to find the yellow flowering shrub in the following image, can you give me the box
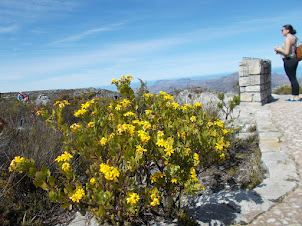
[9,75,231,224]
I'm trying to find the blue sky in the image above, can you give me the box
[1,0,302,93]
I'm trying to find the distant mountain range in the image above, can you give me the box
[146,72,302,93]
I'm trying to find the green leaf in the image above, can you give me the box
[79,134,87,143]
[60,203,71,210]
[65,184,74,194]
[33,171,46,187]
[128,207,135,213]
[48,176,55,186]
[98,206,105,216]
[41,165,50,176]
[49,190,57,202]
[28,167,37,178]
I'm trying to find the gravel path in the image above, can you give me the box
[250,95,302,225]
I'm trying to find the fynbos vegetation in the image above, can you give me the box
[1,76,261,225]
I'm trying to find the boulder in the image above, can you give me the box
[35,94,51,105]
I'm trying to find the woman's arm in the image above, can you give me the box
[274,37,291,56]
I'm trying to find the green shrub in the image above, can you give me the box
[9,75,232,224]
[217,92,240,120]
[273,85,302,94]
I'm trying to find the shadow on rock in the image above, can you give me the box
[187,189,272,225]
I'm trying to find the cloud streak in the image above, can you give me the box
[51,23,125,45]
[0,25,18,34]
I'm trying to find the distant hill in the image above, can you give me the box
[1,87,119,100]
[147,72,302,93]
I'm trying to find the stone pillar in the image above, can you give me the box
[239,57,272,105]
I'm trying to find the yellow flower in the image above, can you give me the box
[71,188,85,203]
[222,129,228,134]
[220,153,225,160]
[120,99,131,107]
[177,132,186,138]
[91,111,95,116]
[140,134,151,143]
[194,102,202,107]
[137,130,146,136]
[190,116,197,122]
[157,131,164,137]
[70,123,81,131]
[74,108,87,117]
[14,156,25,164]
[126,192,140,205]
[109,133,115,140]
[193,153,199,161]
[185,148,191,155]
[150,190,160,206]
[125,75,133,80]
[136,145,147,153]
[115,104,122,111]
[81,102,90,109]
[99,163,120,180]
[54,100,70,108]
[190,167,196,175]
[132,120,141,125]
[171,102,179,109]
[225,141,230,147]
[181,104,191,111]
[9,156,25,171]
[207,122,213,126]
[150,197,160,206]
[150,172,164,183]
[171,179,177,184]
[100,163,111,173]
[143,93,153,98]
[156,138,167,148]
[211,130,217,137]
[62,151,73,161]
[90,178,96,185]
[164,94,174,100]
[88,122,95,128]
[164,145,174,156]
[111,78,117,84]
[214,120,224,128]
[159,91,167,95]
[142,121,151,130]
[215,143,223,151]
[124,111,135,117]
[100,137,108,146]
[190,167,199,182]
[62,162,71,172]
[145,110,152,115]
[55,151,73,162]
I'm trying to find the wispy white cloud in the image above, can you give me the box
[0,25,18,34]
[0,36,189,81]
[0,0,77,25]
[51,23,125,45]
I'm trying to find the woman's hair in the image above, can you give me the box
[283,24,297,34]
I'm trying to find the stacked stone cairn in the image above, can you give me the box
[239,57,272,105]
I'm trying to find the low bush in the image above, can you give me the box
[9,75,232,224]
[273,85,302,95]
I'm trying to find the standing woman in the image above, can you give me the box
[274,24,300,101]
